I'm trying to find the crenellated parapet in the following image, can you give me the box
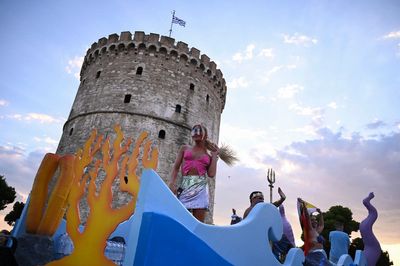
[80,31,227,108]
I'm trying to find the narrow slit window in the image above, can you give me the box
[175,104,181,113]
[158,130,166,139]
[96,71,101,79]
[206,94,210,103]
[124,94,132,103]
[136,67,143,75]
[69,128,74,136]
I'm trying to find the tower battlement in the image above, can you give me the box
[81,31,227,108]
[58,30,227,224]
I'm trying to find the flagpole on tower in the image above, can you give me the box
[169,10,175,37]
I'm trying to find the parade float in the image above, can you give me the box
[5,126,381,266]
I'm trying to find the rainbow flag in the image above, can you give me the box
[297,198,318,255]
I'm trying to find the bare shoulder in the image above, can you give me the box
[180,145,190,152]
[243,207,252,219]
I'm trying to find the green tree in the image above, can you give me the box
[377,250,394,266]
[4,201,25,226]
[0,175,16,211]
[322,205,360,238]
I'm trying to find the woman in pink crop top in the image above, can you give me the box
[169,124,219,222]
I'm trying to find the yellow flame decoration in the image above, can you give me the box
[46,125,158,266]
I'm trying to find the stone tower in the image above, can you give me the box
[56,31,227,223]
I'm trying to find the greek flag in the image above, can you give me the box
[172,16,186,27]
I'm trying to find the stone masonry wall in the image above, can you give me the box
[56,31,227,224]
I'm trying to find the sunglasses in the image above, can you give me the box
[191,126,204,137]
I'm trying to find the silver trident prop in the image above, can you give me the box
[267,168,276,203]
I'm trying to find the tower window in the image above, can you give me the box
[175,104,181,113]
[96,71,101,79]
[69,128,74,136]
[136,67,143,75]
[124,94,132,103]
[158,130,166,139]
[190,83,195,90]
[206,94,210,103]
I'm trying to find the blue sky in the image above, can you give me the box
[1,0,399,263]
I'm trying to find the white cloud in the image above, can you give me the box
[65,56,84,80]
[232,44,255,63]
[381,31,400,57]
[293,124,319,136]
[0,99,9,107]
[289,103,323,116]
[268,66,284,74]
[327,102,337,109]
[227,77,249,89]
[7,113,64,124]
[262,64,297,83]
[0,145,45,196]
[258,48,274,59]
[382,31,400,40]
[219,123,275,169]
[277,84,304,99]
[283,33,318,46]
[215,128,400,249]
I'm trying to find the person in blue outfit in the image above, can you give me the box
[329,221,350,264]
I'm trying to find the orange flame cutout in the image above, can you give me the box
[47,125,158,266]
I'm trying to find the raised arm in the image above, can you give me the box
[207,142,219,178]
[272,187,286,207]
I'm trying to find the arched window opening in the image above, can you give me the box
[190,59,198,66]
[180,54,188,62]
[69,128,74,136]
[138,43,146,50]
[158,130,166,139]
[127,43,135,50]
[190,83,195,90]
[159,47,168,55]
[136,67,143,75]
[148,45,157,54]
[117,44,125,52]
[124,94,132,103]
[175,104,181,113]
[96,71,101,79]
